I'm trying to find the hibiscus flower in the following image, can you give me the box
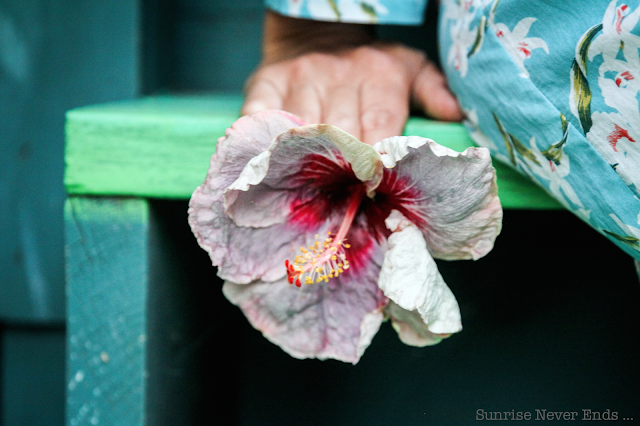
[188,110,502,364]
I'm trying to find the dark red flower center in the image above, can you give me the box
[284,152,424,287]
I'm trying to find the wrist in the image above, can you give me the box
[263,10,375,64]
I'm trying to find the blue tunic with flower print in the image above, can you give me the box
[265,0,640,262]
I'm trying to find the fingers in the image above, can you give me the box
[359,77,410,146]
[323,86,361,138]
[242,74,284,116]
[243,45,455,149]
[412,60,464,122]
[283,83,323,124]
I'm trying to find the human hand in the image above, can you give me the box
[242,11,463,146]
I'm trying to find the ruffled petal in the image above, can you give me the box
[374,136,502,260]
[377,210,462,335]
[222,241,388,364]
[225,124,384,228]
[385,301,447,347]
[188,110,307,283]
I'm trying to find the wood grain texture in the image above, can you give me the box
[65,197,240,425]
[65,94,561,209]
[65,197,149,426]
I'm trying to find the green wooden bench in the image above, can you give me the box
[63,94,561,425]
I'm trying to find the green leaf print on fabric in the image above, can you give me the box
[327,0,341,19]
[360,2,377,20]
[603,230,640,249]
[492,112,539,166]
[468,16,487,58]
[541,114,569,166]
[570,24,602,134]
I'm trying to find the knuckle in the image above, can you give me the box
[328,115,358,132]
[361,108,398,133]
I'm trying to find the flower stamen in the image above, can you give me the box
[285,188,364,287]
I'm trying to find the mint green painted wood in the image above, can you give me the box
[65,95,243,199]
[64,94,562,209]
[65,197,149,425]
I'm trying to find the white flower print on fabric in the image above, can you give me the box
[464,109,499,151]
[576,0,640,192]
[306,0,389,23]
[604,213,640,254]
[443,0,493,77]
[588,1,640,67]
[266,0,425,24]
[587,112,640,189]
[493,113,589,220]
[488,1,549,78]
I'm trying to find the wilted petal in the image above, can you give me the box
[225,124,384,228]
[377,210,462,335]
[374,136,502,260]
[222,242,387,364]
[385,302,448,346]
[189,110,307,282]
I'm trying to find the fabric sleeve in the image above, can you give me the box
[265,0,428,25]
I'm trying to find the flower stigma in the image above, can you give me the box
[285,188,365,287]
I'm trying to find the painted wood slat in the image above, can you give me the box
[65,196,237,425]
[64,94,561,209]
[65,197,149,426]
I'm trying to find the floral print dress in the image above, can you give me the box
[266,0,640,265]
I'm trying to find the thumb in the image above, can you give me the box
[411,60,464,122]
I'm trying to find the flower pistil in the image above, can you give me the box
[285,187,365,287]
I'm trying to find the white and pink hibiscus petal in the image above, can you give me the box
[215,223,310,284]
[385,301,448,347]
[188,110,307,281]
[222,241,388,364]
[378,210,462,336]
[374,136,502,261]
[225,124,384,228]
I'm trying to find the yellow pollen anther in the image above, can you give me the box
[285,189,364,288]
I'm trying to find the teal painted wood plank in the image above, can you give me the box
[2,327,65,426]
[0,0,140,324]
[65,197,150,426]
[65,94,561,209]
[65,197,239,425]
